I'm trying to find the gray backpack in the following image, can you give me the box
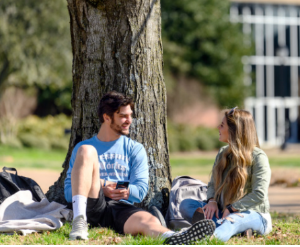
[165,176,208,230]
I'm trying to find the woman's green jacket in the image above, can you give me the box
[207,146,271,213]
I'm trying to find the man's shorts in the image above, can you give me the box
[86,186,145,234]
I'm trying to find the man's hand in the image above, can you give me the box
[103,183,130,201]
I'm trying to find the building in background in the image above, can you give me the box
[230,0,300,147]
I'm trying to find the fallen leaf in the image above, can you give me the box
[113,237,122,243]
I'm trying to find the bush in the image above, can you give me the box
[3,137,23,149]
[167,121,222,152]
[195,133,215,151]
[18,133,51,150]
[50,137,70,150]
[17,114,71,150]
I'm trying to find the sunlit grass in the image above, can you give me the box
[0,213,299,245]
[1,145,300,175]
[0,145,65,171]
[0,145,300,244]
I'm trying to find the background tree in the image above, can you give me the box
[0,0,72,114]
[46,0,172,211]
[161,0,252,108]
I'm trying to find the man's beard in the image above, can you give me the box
[110,118,129,136]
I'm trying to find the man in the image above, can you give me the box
[64,91,215,244]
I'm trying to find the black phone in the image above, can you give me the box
[116,181,130,190]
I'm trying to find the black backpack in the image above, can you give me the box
[0,167,46,204]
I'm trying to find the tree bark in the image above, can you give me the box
[46,0,172,211]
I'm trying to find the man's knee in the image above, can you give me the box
[135,211,160,226]
[145,214,161,226]
[77,145,98,162]
[127,211,161,229]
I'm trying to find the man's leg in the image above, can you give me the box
[124,211,170,237]
[70,145,100,240]
[124,211,216,245]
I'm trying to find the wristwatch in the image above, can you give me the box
[226,204,234,213]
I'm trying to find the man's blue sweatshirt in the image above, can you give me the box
[64,135,148,204]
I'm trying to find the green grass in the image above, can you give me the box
[169,155,300,179]
[268,157,300,167]
[1,145,299,173]
[0,145,65,171]
[0,213,299,245]
[170,156,300,169]
[1,145,300,244]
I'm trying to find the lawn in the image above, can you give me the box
[0,146,65,171]
[170,153,300,179]
[0,212,299,245]
[1,146,300,175]
[1,145,300,245]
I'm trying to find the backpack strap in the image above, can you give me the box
[3,167,18,175]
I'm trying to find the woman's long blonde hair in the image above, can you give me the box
[213,109,260,209]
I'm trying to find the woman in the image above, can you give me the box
[179,107,272,242]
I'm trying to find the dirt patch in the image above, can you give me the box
[269,186,300,213]
[271,168,300,187]
[17,169,61,194]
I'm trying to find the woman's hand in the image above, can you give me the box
[222,208,230,219]
[203,200,219,219]
[222,206,238,219]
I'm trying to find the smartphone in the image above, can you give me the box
[116,181,130,190]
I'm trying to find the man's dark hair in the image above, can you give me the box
[98,91,134,123]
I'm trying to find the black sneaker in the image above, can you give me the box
[164,219,216,245]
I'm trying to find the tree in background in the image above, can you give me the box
[46,0,172,212]
[0,0,251,116]
[0,0,72,113]
[161,0,252,108]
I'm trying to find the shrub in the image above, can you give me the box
[17,114,71,150]
[18,133,51,150]
[3,137,23,149]
[167,121,221,152]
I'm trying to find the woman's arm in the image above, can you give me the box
[231,152,271,211]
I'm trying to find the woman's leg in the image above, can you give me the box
[213,210,266,242]
[179,199,205,224]
[179,199,222,227]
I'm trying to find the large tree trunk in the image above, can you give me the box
[46,0,172,211]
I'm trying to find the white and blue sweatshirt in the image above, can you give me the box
[64,135,149,204]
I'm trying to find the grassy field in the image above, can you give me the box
[1,146,300,175]
[0,146,65,171]
[0,212,299,245]
[1,145,300,245]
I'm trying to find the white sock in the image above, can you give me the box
[161,231,175,239]
[72,195,87,221]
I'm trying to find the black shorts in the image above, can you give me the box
[86,186,144,234]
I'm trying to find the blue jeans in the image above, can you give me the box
[179,199,267,242]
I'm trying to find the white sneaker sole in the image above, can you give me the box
[69,233,89,240]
